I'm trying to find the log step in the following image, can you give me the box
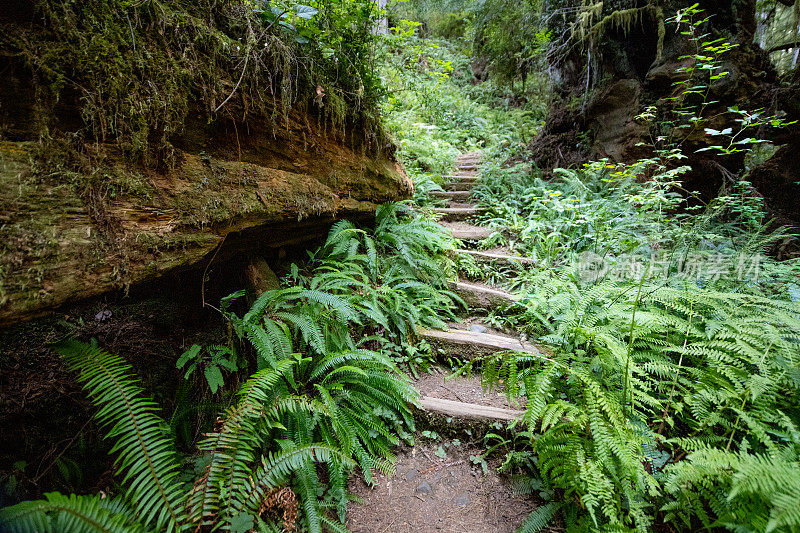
[419,328,540,359]
[458,249,537,265]
[444,181,477,191]
[440,223,493,240]
[420,397,523,422]
[447,280,519,309]
[433,207,483,222]
[431,190,472,202]
[455,153,482,163]
[442,175,479,182]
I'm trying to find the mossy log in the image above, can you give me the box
[0,0,412,326]
[0,124,410,326]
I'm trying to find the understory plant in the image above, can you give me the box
[0,340,357,532]
[0,203,463,532]
[457,276,800,531]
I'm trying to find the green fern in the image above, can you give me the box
[517,501,562,533]
[464,273,800,531]
[57,339,186,531]
[0,492,142,533]
[0,342,367,533]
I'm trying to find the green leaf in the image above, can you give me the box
[230,511,255,533]
[294,5,318,19]
[177,344,201,369]
[205,365,224,393]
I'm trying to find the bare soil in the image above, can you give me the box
[347,441,538,533]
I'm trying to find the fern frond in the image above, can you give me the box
[236,445,354,516]
[0,492,142,533]
[55,340,185,531]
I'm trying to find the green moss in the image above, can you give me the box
[1,0,388,169]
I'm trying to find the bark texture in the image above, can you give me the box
[0,121,409,326]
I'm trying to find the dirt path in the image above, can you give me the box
[348,152,550,532]
[347,441,536,533]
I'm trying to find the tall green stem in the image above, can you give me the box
[622,273,647,419]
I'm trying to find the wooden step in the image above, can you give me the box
[442,175,479,182]
[419,328,540,359]
[441,223,493,241]
[444,181,477,191]
[447,280,518,309]
[420,397,523,422]
[458,249,537,266]
[430,190,472,202]
[456,164,479,171]
[455,153,482,163]
[433,207,483,222]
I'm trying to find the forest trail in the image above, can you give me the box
[347,154,549,533]
[416,152,541,424]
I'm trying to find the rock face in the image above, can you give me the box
[0,120,410,326]
[532,0,800,224]
[585,79,649,163]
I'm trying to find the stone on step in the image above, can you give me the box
[433,207,483,222]
[418,327,539,359]
[431,190,472,202]
[453,493,471,508]
[457,249,537,266]
[415,481,433,495]
[447,280,518,309]
[441,223,493,241]
[420,397,524,422]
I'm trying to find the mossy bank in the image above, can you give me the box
[0,0,411,325]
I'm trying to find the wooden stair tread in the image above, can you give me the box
[444,182,477,191]
[418,328,539,354]
[434,207,482,214]
[420,397,523,422]
[442,175,479,181]
[440,223,493,240]
[448,279,518,310]
[458,249,536,264]
[433,207,483,222]
[431,190,473,201]
[448,280,519,301]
